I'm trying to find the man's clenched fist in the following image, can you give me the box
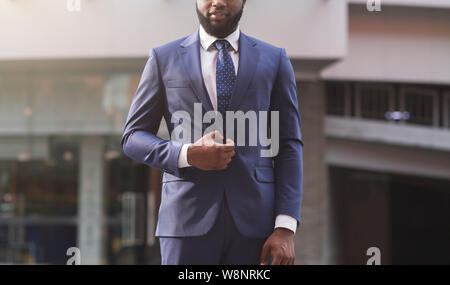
[187,130,235,170]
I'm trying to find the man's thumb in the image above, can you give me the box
[210,130,224,141]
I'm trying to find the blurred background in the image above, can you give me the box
[0,0,449,265]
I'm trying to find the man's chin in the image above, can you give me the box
[206,25,228,36]
[208,19,227,28]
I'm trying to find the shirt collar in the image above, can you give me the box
[199,25,240,52]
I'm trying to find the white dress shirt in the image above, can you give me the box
[176,25,297,234]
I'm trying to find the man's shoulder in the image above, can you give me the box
[243,33,283,54]
[149,34,192,58]
[149,32,284,59]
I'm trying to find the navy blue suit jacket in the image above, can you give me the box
[121,31,303,238]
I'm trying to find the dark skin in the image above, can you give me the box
[191,0,296,265]
[196,0,245,38]
[187,130,236,171]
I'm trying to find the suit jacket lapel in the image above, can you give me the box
[178,31,214,113]
[229,33,259,111]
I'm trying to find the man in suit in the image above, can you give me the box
[121,0,303,265]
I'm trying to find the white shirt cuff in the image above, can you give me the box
[177,143,192,168]
[275,214,297,234]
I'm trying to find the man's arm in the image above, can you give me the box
[272,48,303,227]
[121,49,184,177]
[122,49,235,175]
[261,48,303,265]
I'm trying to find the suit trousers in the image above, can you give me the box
[159,194,270,265]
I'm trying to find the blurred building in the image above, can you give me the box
[0,0,449,264]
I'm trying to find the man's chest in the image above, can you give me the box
[160,51,278,115]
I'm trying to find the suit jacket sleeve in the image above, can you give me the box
[271,48,304,225]
[121,48,184,177]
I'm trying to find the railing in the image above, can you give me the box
[326,81,450,129]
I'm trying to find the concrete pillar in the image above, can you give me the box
[77,136,105,265]
[294,81,327,264]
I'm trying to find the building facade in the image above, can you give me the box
[0,0,449,264]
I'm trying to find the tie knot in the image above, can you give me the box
[213,40,230,51]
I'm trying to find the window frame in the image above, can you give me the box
[399,86,439,127]
[354,83,396,121]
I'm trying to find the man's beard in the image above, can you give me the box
[196,5,244,38]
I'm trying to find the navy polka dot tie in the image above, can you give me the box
[214,40,236,116]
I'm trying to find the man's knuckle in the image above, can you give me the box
[273,242,282,249]
[274,250,283,257]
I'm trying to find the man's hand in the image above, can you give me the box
[260,228,295,265]
[187,130,235,170]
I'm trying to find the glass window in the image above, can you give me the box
[0,71,159,264]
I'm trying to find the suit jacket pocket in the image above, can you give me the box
[255,167,275,183]
[165,80,191,88]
